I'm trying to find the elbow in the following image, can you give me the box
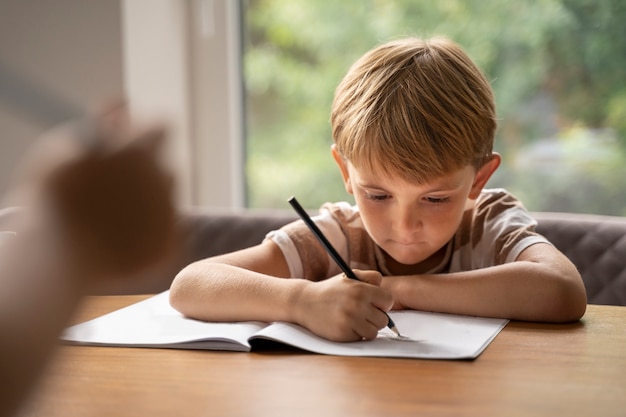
[564,290,588,322]
[168,261,220,321]
[168,266,195,317]
[549,275,588,323]
[552,296,586,323]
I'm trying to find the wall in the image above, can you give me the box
[0,0,124,195]
[0,0,244,208]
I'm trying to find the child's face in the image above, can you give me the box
[332,147,499,269]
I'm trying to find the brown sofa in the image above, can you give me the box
[531,212,626,306]
[2,206,625,305]
[99,207,626,307]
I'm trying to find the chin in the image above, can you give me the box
[385,247,430,266]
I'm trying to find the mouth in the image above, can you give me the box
[392,239,419,246]
[387,239,430,259]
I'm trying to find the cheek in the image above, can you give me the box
[427,203,467,235]
[354,198,377,220]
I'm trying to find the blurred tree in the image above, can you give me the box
[242,0,626,215]
[544,0,626,147]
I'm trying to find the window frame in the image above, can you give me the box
[122,0,245,208]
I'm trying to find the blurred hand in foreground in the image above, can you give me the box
[5,103,178,281]
[0,103,179,417]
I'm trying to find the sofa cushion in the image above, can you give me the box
[532,212,626,306]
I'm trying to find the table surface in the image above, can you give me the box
[17,296,626,417]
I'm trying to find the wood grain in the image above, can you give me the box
[17,298,626,417]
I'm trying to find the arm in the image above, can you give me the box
[382,243,587,322]
[169,240,394,342]
[0,108,177,417]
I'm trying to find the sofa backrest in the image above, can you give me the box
[2,206,625,305]
[532,212,626,306]
[179,207,298,262]
[179,208,626,306]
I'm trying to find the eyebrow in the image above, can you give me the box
[350,161,471,193]
[357,177,464,193]
[357,181,389,191]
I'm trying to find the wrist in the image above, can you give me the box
[384,275,412,310]
[284,278,312,326]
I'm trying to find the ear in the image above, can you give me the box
[331,144,354,195]
[468,152,501,199]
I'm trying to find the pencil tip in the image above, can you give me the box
[391,326,401,337]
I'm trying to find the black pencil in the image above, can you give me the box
[288,196,401,337]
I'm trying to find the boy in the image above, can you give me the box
[169,36,587,342]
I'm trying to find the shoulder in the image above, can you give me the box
[458,188,548,265]
[277,201,359,238]
[318,201,368,245]
[476,188,526,209]
[319,201,360,224]
[265,201,358,280]
[474,188,536,225]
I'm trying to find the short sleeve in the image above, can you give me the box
[450,189,551,270]
[264,207,349,280]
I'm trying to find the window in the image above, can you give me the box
[242,0,626,215]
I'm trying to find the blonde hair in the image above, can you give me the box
[331,36,496,183]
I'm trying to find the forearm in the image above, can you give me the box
[169,261,308,323]
[0,220,86,417]
[388,260,586,322]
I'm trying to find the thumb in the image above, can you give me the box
[352,269,383,287]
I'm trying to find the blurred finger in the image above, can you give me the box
[92,98,130,132]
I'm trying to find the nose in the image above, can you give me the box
[393,203,422,237]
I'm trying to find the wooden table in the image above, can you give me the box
[17,296,626,417]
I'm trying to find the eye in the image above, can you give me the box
[424,196,450,204]
[365,192,391,202]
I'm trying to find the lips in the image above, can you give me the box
[384,240,428,261]
[387,241,422,255]
[389,237,420,246]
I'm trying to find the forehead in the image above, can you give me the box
[348,160,475,190]
[345,138,473,186]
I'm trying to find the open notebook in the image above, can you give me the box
[62,291,508,360]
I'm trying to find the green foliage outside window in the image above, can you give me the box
[243,0,626,215]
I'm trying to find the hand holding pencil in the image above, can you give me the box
[289,196,402,339]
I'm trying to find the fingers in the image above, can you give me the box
[343,270,394,312]
[318,274,394,341]
[352,269,383,286]
[327,300,389,341]
[356,307,391,340]
[92,98,130,133]
[294,272,397,342]
[37,110,176,277]
[123,123,167,161]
